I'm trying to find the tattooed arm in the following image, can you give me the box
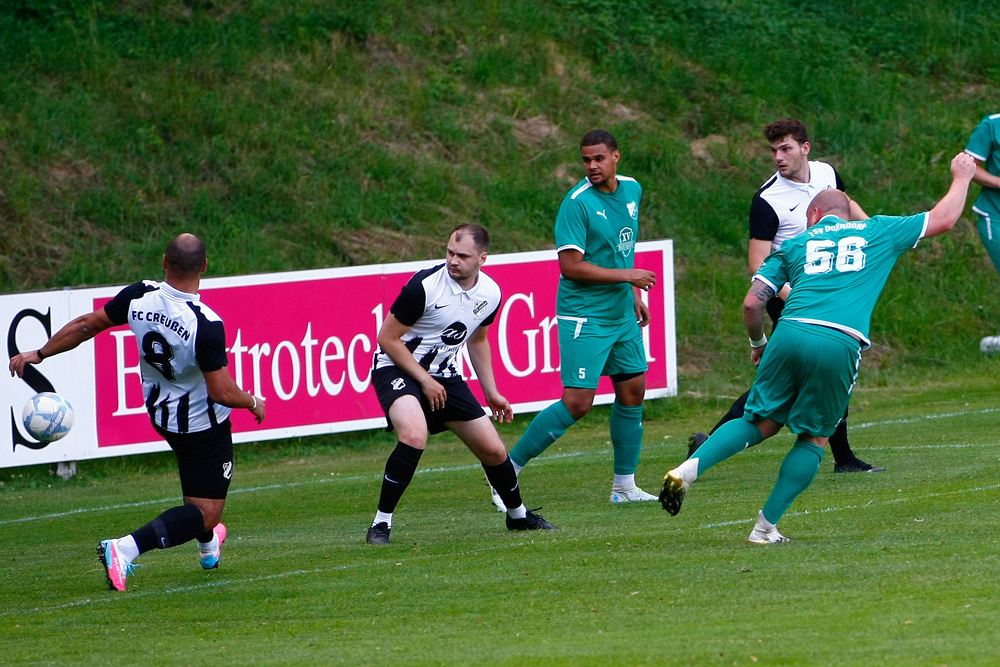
[743,279,775,366]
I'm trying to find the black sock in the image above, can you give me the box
[130,503,206,555]
[377,441,423,514]
[711,390,750,434]
[827,412,853,465]
[483,456,523,510]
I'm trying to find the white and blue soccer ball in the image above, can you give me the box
[21,392,75,442]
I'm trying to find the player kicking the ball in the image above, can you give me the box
[9,234,266,590]
[365,223,556,545]
[659,154,976,543]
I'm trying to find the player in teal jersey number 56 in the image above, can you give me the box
[505,129,659,505]
[660,153,977,544]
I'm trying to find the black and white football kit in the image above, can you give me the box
[750,160,845,253]
[105,280,234,498]
[372,264,501,434]
[749,160,845,323]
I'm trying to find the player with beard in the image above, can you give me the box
[366,223,556,544]
[506,129,659,504]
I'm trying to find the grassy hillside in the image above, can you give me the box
[2,0,999,391]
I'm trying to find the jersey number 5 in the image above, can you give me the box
[804,236,868,275]
[142,331,176,380]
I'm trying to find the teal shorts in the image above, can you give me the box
[977,212,1000,276]
[744,319,862,437]
[557,315,648,389]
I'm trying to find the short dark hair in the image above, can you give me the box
[581,129,617,150]
[165,233,207,275]
[764,118,809,145]
[451,223,490,252]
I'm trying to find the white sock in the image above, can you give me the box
[197,533,219,554]
[506,504,527,520]
[116,535,140,564]
[512,461,523,476]
[373,511,393,528]
[755,510,777,531]
[675,458,700,485]
[612,473,637,491]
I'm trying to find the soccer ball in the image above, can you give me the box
[21,392,75,442]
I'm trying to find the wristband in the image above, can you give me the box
[36,348,46,360]
[749,334,768,349]
[250,395,258,410]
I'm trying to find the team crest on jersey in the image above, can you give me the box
[473,299,489,317]
[627,201,638,220]
[616,227,635,257]
[391,377,406,391]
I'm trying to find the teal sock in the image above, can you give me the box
[762,440,825,524]
[693,418,763,476]
[510,400,577,468]
[610,402,643,475]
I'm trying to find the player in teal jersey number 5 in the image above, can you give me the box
[660,153,977,543]
[505,129,659,505]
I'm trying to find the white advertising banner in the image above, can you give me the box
[1,241,676,468]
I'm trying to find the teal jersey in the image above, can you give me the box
[754,213,928,347]
[966,113,1000,217]
[554,175,642,321]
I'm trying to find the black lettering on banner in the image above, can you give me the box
[7,308,56,451]
[142,331,176,381]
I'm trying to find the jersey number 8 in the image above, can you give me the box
[142,332,176,380]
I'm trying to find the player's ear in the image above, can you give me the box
[806,205,820,227]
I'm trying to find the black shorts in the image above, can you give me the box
[154,419,234,500]
[371,366,486,435]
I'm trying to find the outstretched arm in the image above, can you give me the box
[925,152,977,238]
[9,307,115,377]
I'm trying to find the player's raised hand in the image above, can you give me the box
[951,151,976,181]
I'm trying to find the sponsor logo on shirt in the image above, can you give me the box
[440,322,468,346]
[596,209,607,219]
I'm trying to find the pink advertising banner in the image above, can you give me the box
[2,242,675,466]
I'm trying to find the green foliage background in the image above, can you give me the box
[2,0,999,390]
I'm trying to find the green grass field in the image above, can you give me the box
[3,370,999,666]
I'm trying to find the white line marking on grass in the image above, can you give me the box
[0,539,544,617]
[850,407,1000,429]
[697,482,1000,529]
[7,480,999,617]
[0,452,589,526]
[4,424,998,527]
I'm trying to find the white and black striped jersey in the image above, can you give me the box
[749,161,845,252]
[373,264,501,379]
[104,280,231,433]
